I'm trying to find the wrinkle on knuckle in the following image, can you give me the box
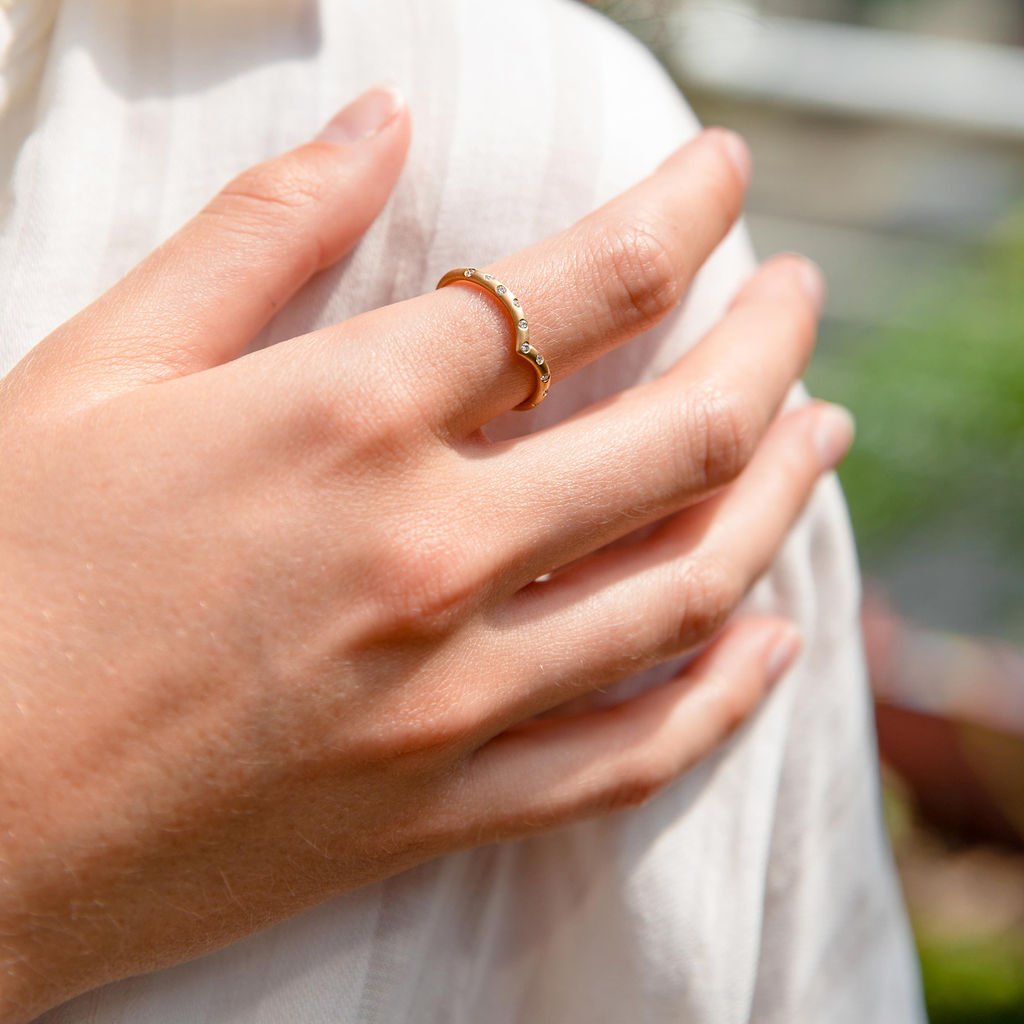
[304,377,369,445]
[379,529,487,636]
[222,158,327,218]
[593,217,681,329]
[598,753,671,813]
[295,371,418,468]
[685,385,756,491]
[387,704,483,763]
[313,658,484,773]
[206,158,329,271]
[299,327,442,450]
[678,559,739,648]
[283,380,354,458]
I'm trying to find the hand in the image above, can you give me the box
[0,84,851,1022]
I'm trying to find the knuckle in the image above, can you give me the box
[207,155,329,269]
[599,752,673,813]
[221,156,327,220]
[686,385,757,490]
[303,373,375,446]
[593,216,681,328]
[678,559,741,647]
[378,527,488,635]
[386,698,484,763]
[295,362,422,464]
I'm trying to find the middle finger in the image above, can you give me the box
[469,253,824,591]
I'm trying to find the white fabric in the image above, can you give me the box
[0,0,926,1020]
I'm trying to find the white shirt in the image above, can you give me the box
[0,1,926,1020]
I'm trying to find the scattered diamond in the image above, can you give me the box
[464,268,476,277]
[519,342,531,354]
[540,373,550,382]
[496,284,507,295]
[518,318,528,330]
[483,273,494,280]
[535,354,543,365]
[512,298,520,307]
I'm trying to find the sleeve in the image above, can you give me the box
[454,2,927,1019]
[5,0,927,1019]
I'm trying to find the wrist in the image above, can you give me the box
[0,732,80,1023]
[0,937,47,1024]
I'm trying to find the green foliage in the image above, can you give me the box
[815,211,1024,1020]
[918,934,1024,1024]
[807,208,1024,565]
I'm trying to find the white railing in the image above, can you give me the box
[668,6,1024,139]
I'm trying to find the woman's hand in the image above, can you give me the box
[0,85,851,1022]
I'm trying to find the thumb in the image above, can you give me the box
[30,83,411,400]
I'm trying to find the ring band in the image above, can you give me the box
[435,267,551,410]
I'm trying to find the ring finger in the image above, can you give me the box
[474,399,854,731]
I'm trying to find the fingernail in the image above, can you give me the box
[814,403,856,470]
[715,128,751,187]
[766,625,801,685]
[316,82,404,145]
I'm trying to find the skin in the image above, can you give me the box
[0,84,853,1022]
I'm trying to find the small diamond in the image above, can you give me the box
[535,354,543,365]
[540,373,550,382]
[518,318,528,330]
[519,342,530,354]
[496,284,507,295]
[483,273,494,280]
[464,268,476,277]
[512,298,520,307]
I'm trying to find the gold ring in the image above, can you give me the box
[435,267,550,410]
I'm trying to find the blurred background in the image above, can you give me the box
[590,2,1024,1021]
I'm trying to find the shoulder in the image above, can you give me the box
[421,0,710,255]
[477,0,704,196]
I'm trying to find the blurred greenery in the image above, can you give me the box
[918,935,1024,1024]
[810,203,1024,1024]
[806,206,1024,637]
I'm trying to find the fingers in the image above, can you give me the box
[319,127,750,433]
[449,617,800,842]
[477,401,851,728]
[31,84,411,400]
[478,254,824,588]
